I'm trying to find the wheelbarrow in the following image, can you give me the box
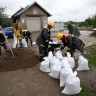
[48,43,61,52]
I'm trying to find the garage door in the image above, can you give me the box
[26,17,41,32]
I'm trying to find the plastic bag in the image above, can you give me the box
[12,35,27,48]
[67,52,75,69]
[12,35,18,48]
[60,68,73,87]
[76,55,90,71]
[49,64,61,79]
[55,50,63,60]
[22,39,27,47]
[49,56,61,71]
[62,72,82,95]
[61,57,70,69]
[40,58,50,73]
[48,51,53,60]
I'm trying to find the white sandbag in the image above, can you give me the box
[22,39,27,47]
[40,58,50,73]
[62,74,82,95]
[55,50,63,60]
[48,51,53,60]
[49,64,61,79]
[76,55,90,71]
[61,57,70,69]
[49,56,61,71]
[12,35,18,48]
[67,52,75,69]
[60,68,73,87]
[12,35,27,48]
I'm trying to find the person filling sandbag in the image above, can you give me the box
[62,72,82,95]
[0,25,8,55]
[56,33,85,57]
[13,23,22,47]
[67,23,81,37]
[22,29,33,46]
[36,22,54,62]
[60,68,73,87]
[76,55,90,71]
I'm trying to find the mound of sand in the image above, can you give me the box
[0,46,39,72]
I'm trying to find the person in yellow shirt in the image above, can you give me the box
[13,23,22,47]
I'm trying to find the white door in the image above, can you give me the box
[26,17,41,32]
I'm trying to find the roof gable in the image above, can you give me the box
[12,1,51,17]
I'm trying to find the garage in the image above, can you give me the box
[12,1,51,32]
[26,17,41,32]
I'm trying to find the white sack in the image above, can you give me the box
[12,35,27,48]
[62,74,82,95]
[60,68,73,87]
[49,64,61,79]
[76,55,90,71]
[61,57,70,69]
[67,52,75,69]
[12,35,18,48]
[55,50,63,60]
[22,39,27,47]
[49,56,61,71]
[40,58,50,73]
[48,51,53,60]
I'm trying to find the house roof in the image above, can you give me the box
[12,1,51,17]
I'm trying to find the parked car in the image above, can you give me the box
[93,28,96,31]
[3,27,13,38]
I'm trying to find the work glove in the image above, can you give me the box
[60,46,64,50]
[50,39,53,42]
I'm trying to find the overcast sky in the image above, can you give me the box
[0,0,96,22]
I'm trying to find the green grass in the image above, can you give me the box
[61,83,96,96]
[84,44,96,68]
[76,84,96,96]
[78,26,93,30]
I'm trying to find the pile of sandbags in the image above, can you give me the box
[12,35,27,48]
[39,50,90,95]
[62,72,82,95]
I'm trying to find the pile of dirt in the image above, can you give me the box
[90,31,96,37]
[0,46,39,72]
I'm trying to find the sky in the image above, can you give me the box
[0,0,96,22]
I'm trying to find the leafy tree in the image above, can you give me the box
[0,7,12,28]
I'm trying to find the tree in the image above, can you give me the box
[0,7,12,27]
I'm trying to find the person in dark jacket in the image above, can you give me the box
[56,33,85,56]
[36,22,54,62]
[67,24,80,37]
[22,30,33,46]
[0,26,7,55]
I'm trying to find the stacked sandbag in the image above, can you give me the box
[49,64,61,79]
[61,57,70,69]
[60,68,73,87]
[55,50,63,61]
[76,55,90,71]
[49,56,61,71]
[40,57,50,73]
[67,52,75,69]
[48,51,53,60]
[62,72,82,95]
